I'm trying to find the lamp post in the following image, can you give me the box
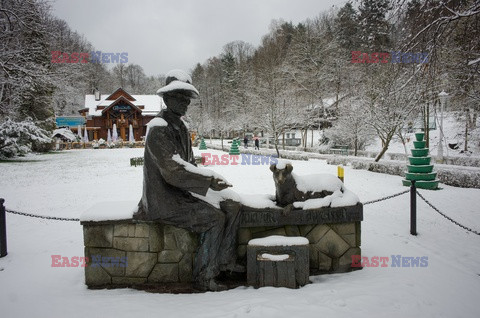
[437,91,449,163]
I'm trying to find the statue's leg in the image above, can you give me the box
[218,199,243,270]
[191,206,226,283]
[159,198,226,288]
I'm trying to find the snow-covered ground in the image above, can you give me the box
[365,112,480,157]
[1,148,479,318]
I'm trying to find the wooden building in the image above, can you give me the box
[78,88,164,141]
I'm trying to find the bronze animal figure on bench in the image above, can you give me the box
[270,163,343,209]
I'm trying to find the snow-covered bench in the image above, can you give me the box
[330,145,349,156]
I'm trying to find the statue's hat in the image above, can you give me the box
[156,69,199,99]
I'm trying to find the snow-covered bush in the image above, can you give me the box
[92,140,99,149]
[98,138,106,145]
[0,118,53,158]
[113,138,124,148]
[324,155,480,188]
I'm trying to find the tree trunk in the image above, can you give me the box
[311,129,313,148]
[465,109,468,152]
[274,133,280,158]
[221,132,224,151]
[397,131,409,160]
[354,135,358,156]
[375,132,394,162]
[375,144,389,162]
[282,131,285,150]
[302,128,306,148]
[471,110,477,129]
[425,102,430,148]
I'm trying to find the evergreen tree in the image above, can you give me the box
[334,2,360,51]
[358,0,392,51]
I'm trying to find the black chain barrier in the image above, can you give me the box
[4,190,412,221]
[363,189,410,205]
[416,191,480,236]
[5,209,80,222]
[2,189,479,236]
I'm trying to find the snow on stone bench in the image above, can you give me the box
[80,201,138,222]
[248,235,309,246]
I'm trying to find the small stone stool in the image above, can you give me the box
[247,235,309,289]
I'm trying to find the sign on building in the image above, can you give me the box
[55,116,86,128]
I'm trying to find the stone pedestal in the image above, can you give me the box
[247,237,309,288]
[81,203,362,289]
[82,220,198,288]
[238,203,363,274]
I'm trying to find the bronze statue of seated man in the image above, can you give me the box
[135,70,242,291]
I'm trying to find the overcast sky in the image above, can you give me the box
[52,0,347,76]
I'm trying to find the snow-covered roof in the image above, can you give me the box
[307,97,337,110]
[83,93,165,117]
[52,128,77,141]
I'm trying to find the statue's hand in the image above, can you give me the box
[210,178,231,191]
[282,204,293,216]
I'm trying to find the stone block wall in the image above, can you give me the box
[83,219,360,288]
[238,222,361,274]
[83,221,198,288]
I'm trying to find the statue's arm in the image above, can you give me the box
[146,127,211,196]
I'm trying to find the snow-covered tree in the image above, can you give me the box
[325,96,375,155]
[0,117,52,158]
[0,0,54,120]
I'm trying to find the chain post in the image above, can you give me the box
[0,198,7,257]
[410,180,417,236]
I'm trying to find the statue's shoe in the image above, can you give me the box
[219,263,246,273]
[194,279,228,292]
